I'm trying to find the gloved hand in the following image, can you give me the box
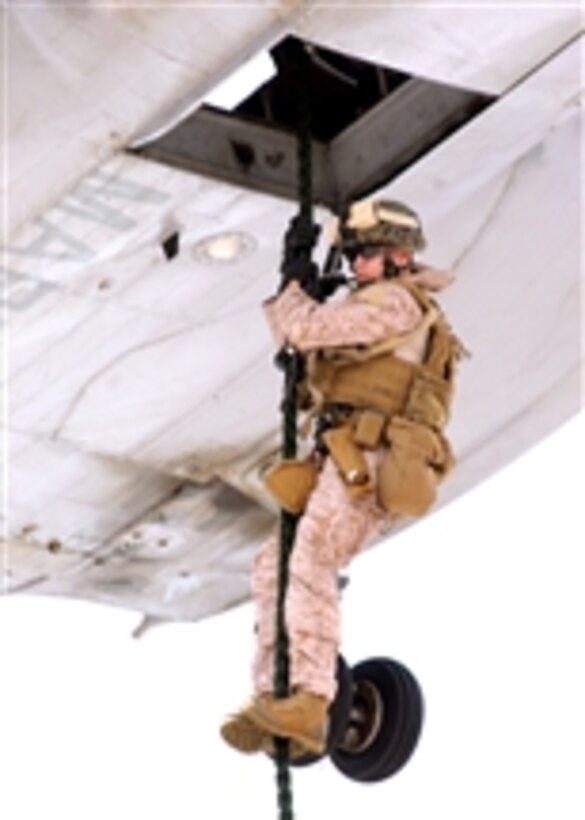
[281,263,347,303]
[279,214,321,294]
[279,214,349,301]
[280,257,321,295]
[282,214,320,258]
[309,273,347,302]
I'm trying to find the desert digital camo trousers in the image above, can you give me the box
[251,453,388,703]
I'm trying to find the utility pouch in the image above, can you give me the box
[353,409,386,449]
[263,458,318,514]
[322,424,372,495]
[378,417,444,517]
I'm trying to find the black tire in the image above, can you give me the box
[290,654,353,767]
[330,657,424,782]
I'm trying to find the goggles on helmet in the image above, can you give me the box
[342,242,384,263]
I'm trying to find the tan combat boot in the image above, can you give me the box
[220,707,266,753]
[246,690,329,755]
[220,707,310,759]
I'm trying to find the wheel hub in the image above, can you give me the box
[338,679,385,753]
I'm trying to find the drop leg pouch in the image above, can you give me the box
[378,417,444,517]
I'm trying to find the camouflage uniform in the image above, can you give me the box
[252,264,453,701]
[221,200,458,755]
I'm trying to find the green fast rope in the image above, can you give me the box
[272,353,299,820]
[273,48,314,820]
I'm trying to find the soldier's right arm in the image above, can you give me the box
[263,280,422,352]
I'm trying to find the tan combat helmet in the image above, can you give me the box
[329,199,427,252]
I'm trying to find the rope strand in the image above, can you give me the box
[273,44,314,820]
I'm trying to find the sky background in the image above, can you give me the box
[1,410,584,820]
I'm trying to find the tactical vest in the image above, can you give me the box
[302,279,464,434]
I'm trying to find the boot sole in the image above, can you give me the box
[221,713,316,759]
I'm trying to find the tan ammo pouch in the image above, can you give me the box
[378,417,452,517]
[322,424,373,497]
[353,409,386,449]
[263,458,318,514]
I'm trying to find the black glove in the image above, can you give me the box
[282,215,321,259]
[279,214,348,301]
[280,257,320,293]
[304,273,348,302]
[281,260,348,302]
[279,215,320,292]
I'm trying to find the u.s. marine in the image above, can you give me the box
[221,199,465,757]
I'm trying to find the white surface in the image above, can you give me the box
[3,3,305,235]
[5,3,581,236]
[1,412,584,820]
[297,3,580,94]
[3,14,583,623]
